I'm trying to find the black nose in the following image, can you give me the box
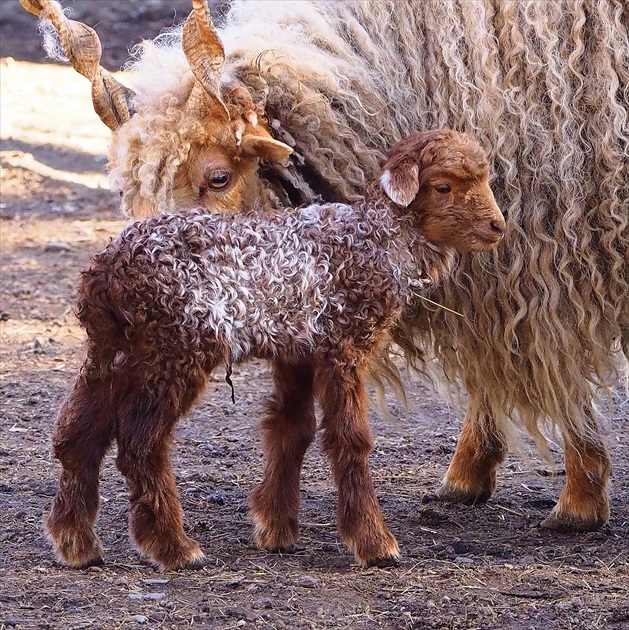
[490,220,505,235]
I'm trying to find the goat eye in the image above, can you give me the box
[435,184,451,194]
[206,170,232,190]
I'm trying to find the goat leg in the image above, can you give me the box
[542,418,611,531]
[115,365,208,571]
[433,410,507,505]
[45,369,116,568]
[250,359,317,552]
[317,360,400,567]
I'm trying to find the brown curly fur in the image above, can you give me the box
[44,130,504,570]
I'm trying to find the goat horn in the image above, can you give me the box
[19,0,135,131]
[182,0,230,121]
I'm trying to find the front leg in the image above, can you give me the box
[434,408,507,504]
[250,360,317,552]
[541,425,611,532]
[316,360,399,567]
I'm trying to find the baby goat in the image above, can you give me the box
[46,129,505,570]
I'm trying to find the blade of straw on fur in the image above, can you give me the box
[19,0,134,131]
[182,0,230,120]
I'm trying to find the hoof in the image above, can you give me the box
[253,519,299,553]
[540,512,606,533]
[178,555,207,571]
[353,532,400,568]
[364,553,401,569]
[157,549,207,572]
[274,544,305,555]
[433,480,492,505]
[47,526,104,570]
[78,555,105,569]
[142,537,206,572]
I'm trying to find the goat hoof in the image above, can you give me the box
[433,480,492,505]
[540,512,606,533]
[150,543,206,572]
[179,555,207,571]
[275,544,305,555]
[253,521,299,553]
[79,555,105,569]
[364,553,400,569]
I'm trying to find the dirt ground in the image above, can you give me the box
[1,2,628,629]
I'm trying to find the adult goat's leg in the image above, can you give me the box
[434,407,507,504]
[542,414,611,531]
[45,363,118,567]
[250,360,317,552]
[115,364,208,570]
[316,360,399,566]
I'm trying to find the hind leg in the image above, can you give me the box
[115,363,208,571]
[316,360,399,566]
[45,365,118,567]
[434,408,507,504]
[250,360,317,552]
[542,416,611,531]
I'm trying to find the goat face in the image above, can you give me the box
[380,129,506,253]
[170,116,293,215]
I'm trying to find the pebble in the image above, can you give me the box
[44,241,73,253]
[558,597,583,611]
[298,576,318,588]
[130,615,148,624]
[454,556,474,564]
[128,592,166,601]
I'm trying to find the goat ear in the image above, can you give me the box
[241,134,293,163]
[380,163,419,207]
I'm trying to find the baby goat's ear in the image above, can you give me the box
[380,163,420,207]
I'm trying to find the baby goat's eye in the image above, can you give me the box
[435,184,451,194]
[206,170,232,191]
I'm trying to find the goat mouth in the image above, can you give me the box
[472,231,504,249]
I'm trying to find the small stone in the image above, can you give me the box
[558,597,583,611]
[128,592,166,601]
[298,576,318,588]
[454,556,474,564]
[44,241,73,253]
[236,621,246,628]
[131,615,148,624]
[144,592,166,601]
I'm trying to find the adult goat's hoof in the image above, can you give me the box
[433,479,493,505]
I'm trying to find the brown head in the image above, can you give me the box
[21,0,292,217]
[379,129,506,253]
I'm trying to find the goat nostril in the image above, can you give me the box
[490,220,505,235]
